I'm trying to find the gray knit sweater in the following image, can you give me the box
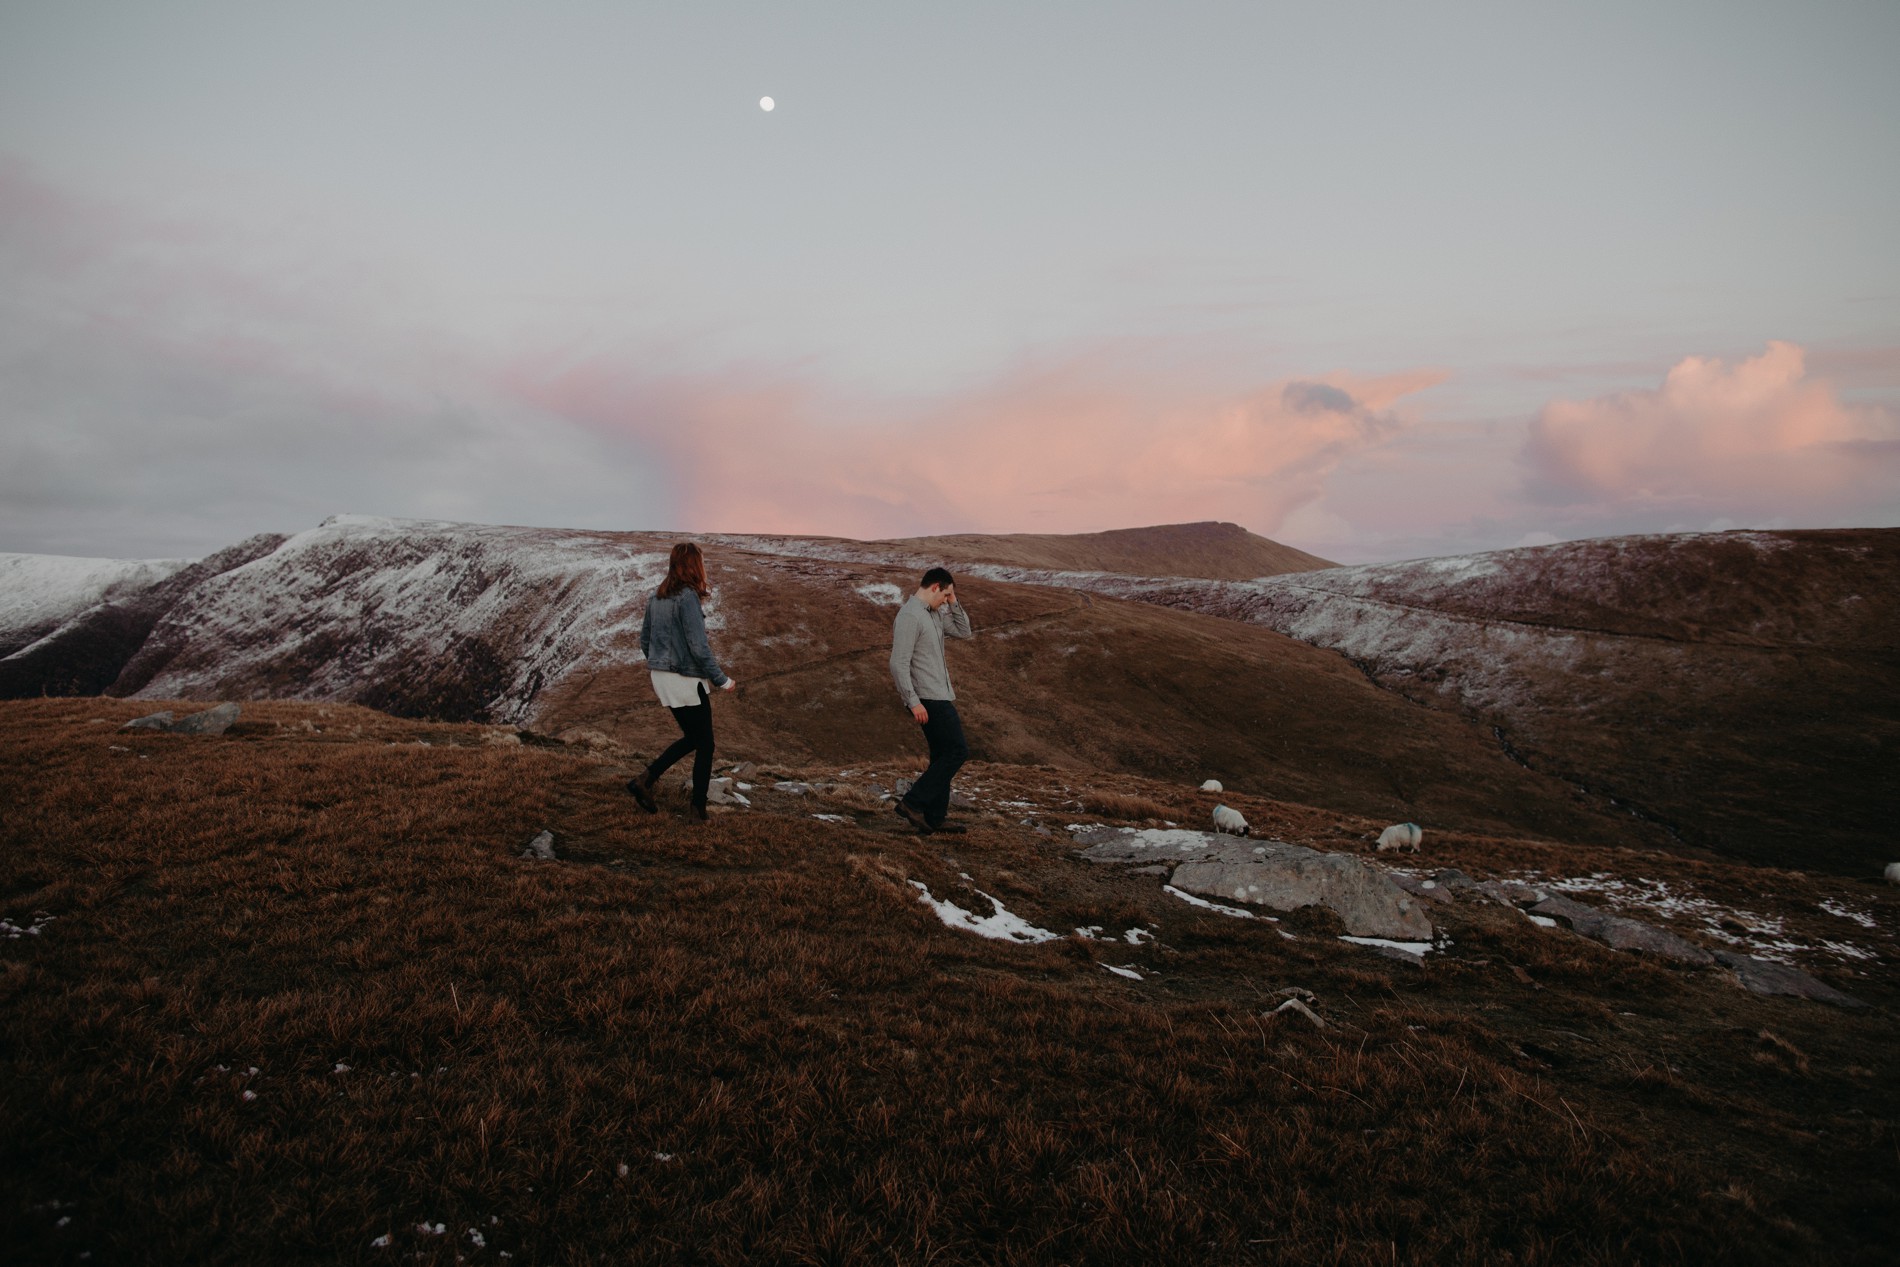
[889,594,973,707]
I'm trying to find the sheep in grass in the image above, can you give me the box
[1886,862,1900,886]
[1377,822,1423,854]
[1212,804,1249,836]
[1200,779,1223,793]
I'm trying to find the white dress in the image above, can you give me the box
[649,669,710,709]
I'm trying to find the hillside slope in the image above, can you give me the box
[47,514,1650,848]
[982,531,1900,875]
[887,520,1336,579]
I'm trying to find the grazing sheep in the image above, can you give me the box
[1377,822,1423,854]
[1212,804,1249,836]
[1200,779,1223,793]
[1887,862,1900,886]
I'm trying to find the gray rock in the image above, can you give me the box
[1170,839,1436,941]
[1715,951,1866,1007]
[705,777,748,806]
[168,702,241,735]
[1478,879,1549,906]
[1076,826,1232,865]
[1432,868,1480,892]
[1528,896,1714,965]
[521,830,556,860]
[121,710,174,731]
[1390,873,1457,905]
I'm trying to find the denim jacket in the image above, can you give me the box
[639,588,729,687]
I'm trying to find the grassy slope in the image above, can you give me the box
[886,521,1337,580]
[4,700,1896,1265]
[539,561,1665,853]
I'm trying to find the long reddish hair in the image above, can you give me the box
[656,542,710,599]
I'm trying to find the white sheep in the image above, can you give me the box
[1212,804,1249,836]
[1377,822,1423,854]
[1200,779,1223,793]
[1886,862,1900,886]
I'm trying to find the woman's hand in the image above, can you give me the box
[722,678,738,692]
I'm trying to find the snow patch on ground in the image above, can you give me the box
[1819,899,1877,929]
[1102,964,1143,980]
[1163,885,1258,919]
[910,882,1059,944]
[1340,936,1437,957]
[854,582,905,606]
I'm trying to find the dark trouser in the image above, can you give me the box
[646,685,715,808]
[903,699,968,829]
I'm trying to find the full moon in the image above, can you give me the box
[759,96,775,112]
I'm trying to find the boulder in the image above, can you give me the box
[168,702,241,735]
[1173,846,1435,941]
[1072,828,1434,941]
[521,830,556,860]
[1527,895,1714,965]
[121,710,174,731]
[1714,951,1865,1007]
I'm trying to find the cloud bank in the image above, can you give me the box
[511,354,1443,541]
[1523,340,1900,520]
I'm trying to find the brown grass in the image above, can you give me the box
[1078,790,1177,822]
[2,699,1896,1265]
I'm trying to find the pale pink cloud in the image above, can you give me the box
[1522,341,1900,514]
[510,352,1446,539]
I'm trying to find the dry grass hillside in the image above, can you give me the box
[887,521,1337,580]
[539,554,1663,852]
[988,530,1900,878]
[3,699,1894,1264]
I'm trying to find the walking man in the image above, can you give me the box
[890,567,974,834]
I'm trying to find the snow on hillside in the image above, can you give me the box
[132,516,671,722]
[0,553,193,648]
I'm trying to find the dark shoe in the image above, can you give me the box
[894,800,933,834]
[930,821,968,835]
[685,802,709,824]
[627,773,657,813]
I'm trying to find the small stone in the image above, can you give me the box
[1715,951,1865,1007]
[167,702,241,735]
[520,830,556,860]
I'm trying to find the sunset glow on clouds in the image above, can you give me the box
[514,353,1446,541]
[1523,341,1900,519]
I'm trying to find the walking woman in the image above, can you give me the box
[628,542,737,822]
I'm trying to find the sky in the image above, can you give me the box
[1,1,1896,564]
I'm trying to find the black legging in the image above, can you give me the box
[645,686,715,808]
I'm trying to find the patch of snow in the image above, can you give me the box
[910,881,1059,944]
[1819,939,1877,961]
[811,813,848,823]
[1123,927,1155,945]
[1819,899,1876,929]
[1,912,53,938]
[1339,936,1436,957]
[854,582,905,606]
[1163,885,1257,919]
[1103,964,1143,980]
[371,1234,391,1248]
[1526,914,1558,928]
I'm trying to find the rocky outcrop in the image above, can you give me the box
[1076,827,1434,941]
[120,703,242,735]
